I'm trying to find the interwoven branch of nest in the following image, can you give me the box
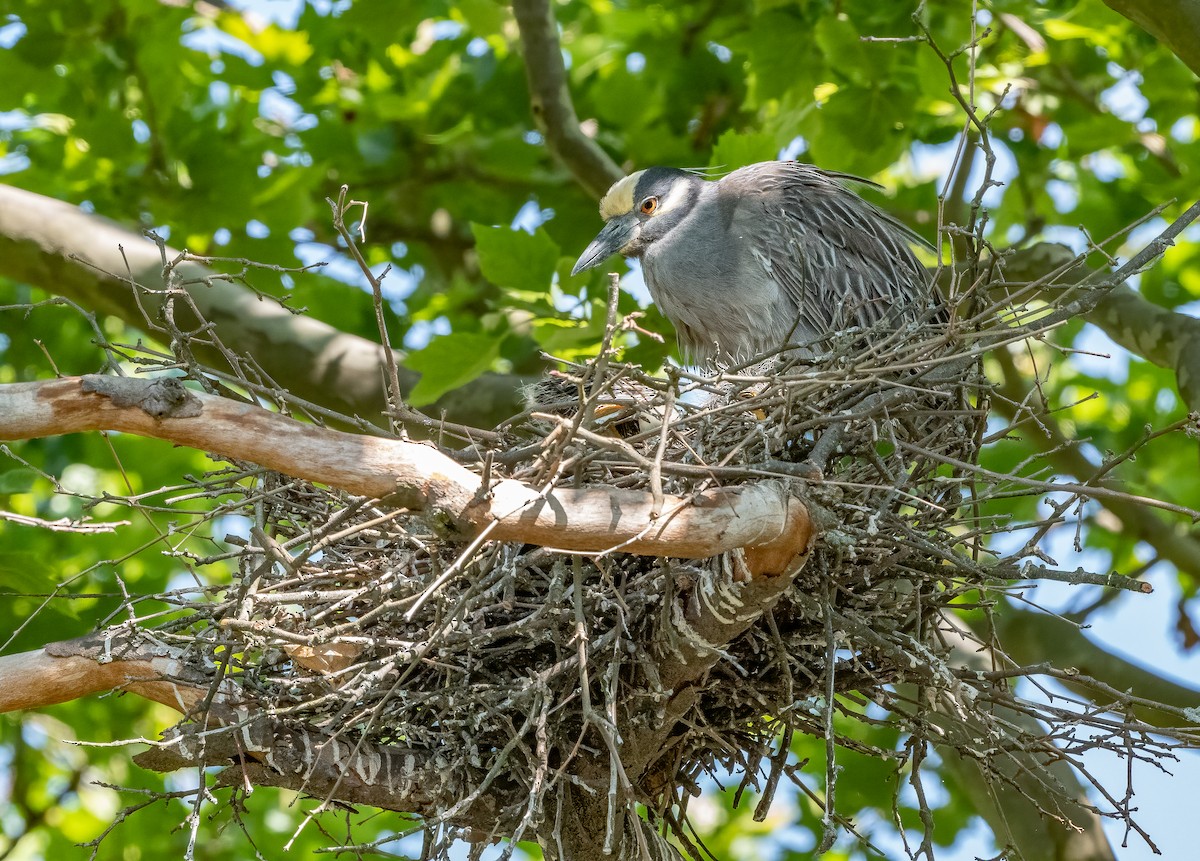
[102,265,1200,857]
[139,314,1013,838]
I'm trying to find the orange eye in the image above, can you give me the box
[639,196,658,215]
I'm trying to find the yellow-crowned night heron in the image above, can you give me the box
[571,160,940,364]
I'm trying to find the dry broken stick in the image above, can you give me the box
[0,374,813,574]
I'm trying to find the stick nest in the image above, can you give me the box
[139,316,1027,854]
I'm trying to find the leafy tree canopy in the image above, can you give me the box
[1,1,1199,859]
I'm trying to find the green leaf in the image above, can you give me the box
[0,550,55,591]
[0,468,38,494]
[741,10,821,105]
[471,224,560,292]
[814,15,872,84]
[1042,18,1105,42]
[405,331,502,406]
[710,130,780,170]
[455,0,507,37]
[807,83,912,172]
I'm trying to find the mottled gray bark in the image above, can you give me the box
[0,184,525,430]
[512,0,624,199]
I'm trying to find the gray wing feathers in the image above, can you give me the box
[727,162,934,341]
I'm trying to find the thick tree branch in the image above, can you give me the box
[1085,282,1200,409]
[928,618,1119,861]
[1104,0,1200,77]
[0,375,812,571]
[657,557,810,694]
[991,348,1200,583]
[615,559,813,821]
[135,714,495,822]
[512,0,624,199]
[0,638,206,714]
[981,242,1200,410]
[0,633,498,824]
[0,183,524,429]
[988,608,1200,729]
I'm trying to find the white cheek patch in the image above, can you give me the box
[656,180,691,216]
[599,171,644,220]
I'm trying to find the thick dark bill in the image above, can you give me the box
[571,214,637,275]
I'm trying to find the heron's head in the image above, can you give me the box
[571,168,703,275]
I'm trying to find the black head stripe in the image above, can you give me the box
[635,167,692,200]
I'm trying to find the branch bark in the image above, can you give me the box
[0,375,812,571]
[987,608,1200,729]
[0,183,525,429]
[135,714,495,822]
[0,633,498,824]
[512,0,624,199]
[981,241,1200,411]
[1085,282,1200,409]
[0,638,206,714]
